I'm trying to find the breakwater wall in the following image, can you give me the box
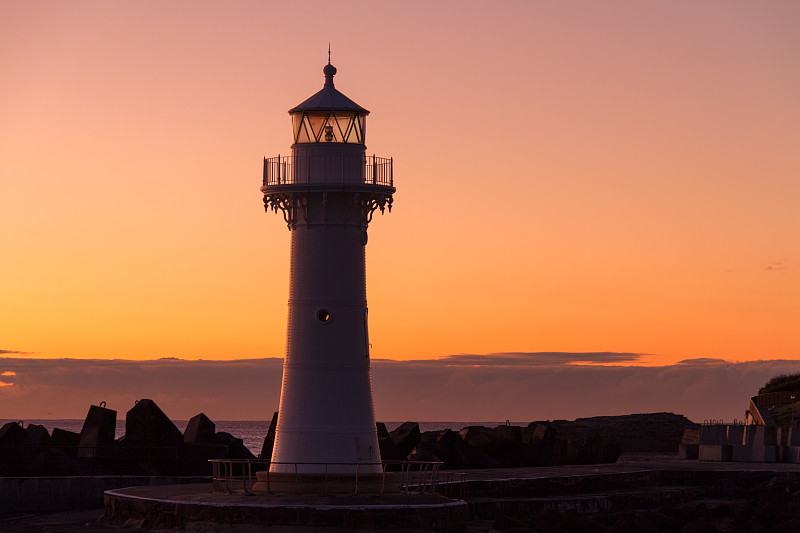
[0,475,209,514]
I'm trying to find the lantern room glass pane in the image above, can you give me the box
[293,114,311,143]
[307,114,327,142]
[332,113,350,141]
[290,112,366,144]
[356,116,366,144]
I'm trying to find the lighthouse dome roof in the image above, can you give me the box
[289,62,369,115]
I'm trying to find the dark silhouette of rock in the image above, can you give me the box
[460,425,498,451]
[432,429,477,469]
[524,422,558,466]
[259,411,278,459]
[0,421,28,475]
[389,421,420,459]
[182,441,229,475]
[123,399,182,448]
[492,424,526,467]
[457,426,502,468]
[184,413,216,443]
[28,448,115,476]
[51,427,80,456]
[180,413,232,475]
[78,403,117,458]
[0,420,26,447]
[524,422,556,444]
[120,398,182,474]
[460,425,529,468]
[543,412,698,453]
[407,429,485,469]
[215,431,255,460]
[583,432,621,464]
[24,423,50,454]
[376,422,401,461]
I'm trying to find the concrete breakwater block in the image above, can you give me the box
[376,421,400,461]
[120,398,183,474]
[259,411,279,459]
[123,399,183,449]
[726,425,745,445]
[0,421,28,474]
[389,421,420,459]
[782,446,800,463]
[0,421,26,447]
[183,413,216,444]
[51,427,80,456]
[749,445,778,463]
[699,425,728,445]
[678,443,699,459]
[78,403,116,458]
[698,444,733,462]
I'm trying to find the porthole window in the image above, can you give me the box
[316,309,331,323]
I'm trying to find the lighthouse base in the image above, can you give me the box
[252,471,400,494]
[104,482,466,532]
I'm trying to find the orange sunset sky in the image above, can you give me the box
[2,1,798,372]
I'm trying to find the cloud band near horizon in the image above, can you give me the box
[1,353,797,424]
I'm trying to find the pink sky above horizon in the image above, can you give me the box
[1,1,799,367]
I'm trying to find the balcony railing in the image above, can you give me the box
[263,154,393,187]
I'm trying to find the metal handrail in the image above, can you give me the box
[263,154,393,187]
[208,459,446,496]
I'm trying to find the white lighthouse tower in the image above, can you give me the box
[257,58,394,484]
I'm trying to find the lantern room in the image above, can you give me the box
[289,62,368,146]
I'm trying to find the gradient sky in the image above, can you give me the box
[2,1,799,374]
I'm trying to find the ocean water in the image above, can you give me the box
[2,419,529,455]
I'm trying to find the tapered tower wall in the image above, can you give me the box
[271,192,380,474]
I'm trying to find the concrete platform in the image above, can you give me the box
[104,483,467,532]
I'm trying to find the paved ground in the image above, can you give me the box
[0,509,112,533]
[3,454,800,532]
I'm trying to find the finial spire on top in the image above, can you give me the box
[323,44,336,87]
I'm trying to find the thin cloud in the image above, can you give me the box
[422,352,645,367]
[766,261,787,271]
[676,358,727,365]
[0,350,32,355]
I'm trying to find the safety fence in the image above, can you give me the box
[209,459,465,497]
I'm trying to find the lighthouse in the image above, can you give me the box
[257,58,394,482]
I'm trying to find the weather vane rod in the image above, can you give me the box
[328,43,331,64]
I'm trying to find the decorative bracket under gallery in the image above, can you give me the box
[263,193,307,230]
[358,192,393,229]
